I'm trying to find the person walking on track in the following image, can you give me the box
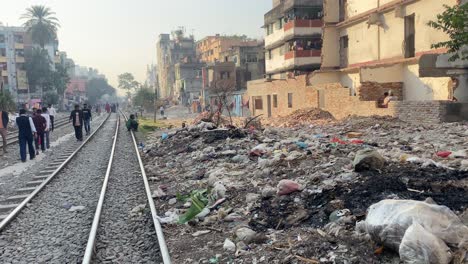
[41,107,51,149]
[0,108,9,155]
[32,109,47,155]
[47,104,57,131]
[70,104,84,141]
[16,109,36,162]
[82,104,92,136]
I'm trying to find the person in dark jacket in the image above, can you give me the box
[82,104,92,136]
[70,104,84,141]
[126,114,139,132]
[0,109,9,154]
[0,109,10,153]
[16,109,36,162]
[32,109,47,155]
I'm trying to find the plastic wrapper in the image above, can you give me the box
[399,222,452,264]
[356,199,468,252]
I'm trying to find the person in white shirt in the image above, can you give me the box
[41,107,51,149]
[48,104,57,132]
[16,109,37,162]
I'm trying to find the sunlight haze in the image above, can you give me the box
[1,0,270,88]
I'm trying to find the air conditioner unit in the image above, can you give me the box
[395,5,404,18]
[367,13,382,26]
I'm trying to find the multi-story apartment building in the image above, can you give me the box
[174,62,204,105]
[315,0,467,102]
[248,0,467,123]
[0,26,31,103]
[0,25,61,104]
[264,0,323,79]
[197,35,258,63]
[156,29,197,100]
[220,42,266,90]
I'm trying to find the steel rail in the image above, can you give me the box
[81,115,120,264]
[121,111,172,264]
[0,113,112,231]
[2,118,74,147]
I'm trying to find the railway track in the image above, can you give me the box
[0,114,111,224]
[1,117,70,148]
[83,111,170,263]
[0,112,170,263]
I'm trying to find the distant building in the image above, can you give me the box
[0,26,32,104]
[156,29,197,100]
[219,42,266,89]
[0,24,61,105]
[175,62,204,105]
[197,35,258,64]
[263,0,323,79]
[65,78,87,104]
[145,64,158,91]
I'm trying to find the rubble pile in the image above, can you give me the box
[141,117,468,263]
[265,108,335,128]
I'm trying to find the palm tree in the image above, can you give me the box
[21,5,60,48]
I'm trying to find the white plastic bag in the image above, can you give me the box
[356,199,468,251]
[399,222,452,264]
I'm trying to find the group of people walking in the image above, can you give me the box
[70,104,93,141]
[0,104,57,162]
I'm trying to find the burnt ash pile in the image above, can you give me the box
[141,118,468,263]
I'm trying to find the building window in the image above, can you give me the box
[268,50,272,60]
[340,35,349,49]
[288,93,293,108]
[0,35,4,43]
[404,14,415,58]
[254,96,263,110]
[273,94,278,108]
[277,18,283,30]
[0,48,6,57]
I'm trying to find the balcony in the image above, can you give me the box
[284,50,321,68]
[265,19,323,49]
[284,19,323,31]
[15,43,24,49]
[16,56,25,63]
[0,56,6,63]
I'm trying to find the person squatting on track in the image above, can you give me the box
[32,109,47,155]
[0,108,9,154]
[70,104,84,141]
[16,109,36,162]
[48,104,57,132]
[82,104,92,136]
[41,107,51,149]
[126,114,139,132]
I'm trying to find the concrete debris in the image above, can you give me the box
[141,115,468,263]
[68,205,85,212]
[223,238,236,252]
[353,149,385,171]
[235,227,257,243]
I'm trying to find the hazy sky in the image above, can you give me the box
[1,0,271,87]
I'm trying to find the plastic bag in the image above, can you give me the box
[399,222,452,264]
[356,199,468,251]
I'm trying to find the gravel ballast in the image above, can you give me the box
[0,115,109,201]
[0,114,117,263]
[94,117,161,263]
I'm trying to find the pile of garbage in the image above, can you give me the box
[141,117,468,263]
[265,107,334,128]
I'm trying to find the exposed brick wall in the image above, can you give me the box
[395,101,468,124]
[247,75,319,117]
[247,75,468,124]
[322,88,397,119]
[357,82,403,101]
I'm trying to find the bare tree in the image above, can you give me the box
[211,79,236,127]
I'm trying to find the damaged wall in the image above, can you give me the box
[357,82,403,101]
[403,63,451,101]
[247,76,319,117]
